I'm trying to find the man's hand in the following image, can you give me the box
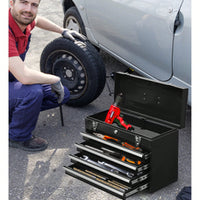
[62,29,86,42]
[51,80,65,104]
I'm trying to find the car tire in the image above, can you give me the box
[40,37,106,106]
[63,6,86,36]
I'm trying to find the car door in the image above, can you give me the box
[85,0,183,81]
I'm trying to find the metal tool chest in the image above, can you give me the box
[64,72,188,199]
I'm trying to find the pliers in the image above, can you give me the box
[93,132,142,152]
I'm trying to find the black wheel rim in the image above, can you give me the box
[45,50,87,99]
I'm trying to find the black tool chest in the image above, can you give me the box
[64,72,188,199]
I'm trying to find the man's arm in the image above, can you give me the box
[35,16,64,34]
[35,16,86,41]
[9,56,60,85]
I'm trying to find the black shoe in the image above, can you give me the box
[9,136,48,152]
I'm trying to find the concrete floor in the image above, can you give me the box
[9,1,191,199]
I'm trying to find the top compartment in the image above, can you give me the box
[114,72,188,129]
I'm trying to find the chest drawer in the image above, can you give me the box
[64,132,150,199]
[64,72,188,199]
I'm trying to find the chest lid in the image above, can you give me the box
[114,72,188,129]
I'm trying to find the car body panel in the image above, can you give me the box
[84,0,183,81]
[62,0,191,105]
[173,0,191,85]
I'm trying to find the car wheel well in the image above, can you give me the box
[63,0,75,13]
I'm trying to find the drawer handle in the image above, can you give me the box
[137,174,148,182]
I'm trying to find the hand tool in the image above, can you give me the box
[101,147,142,165]
[93,132,143,152]
[85,144,142,165]
[82,155,135,178]
[59,105,64,126]
[93,132,120,143]
[73,167,125,191]
[108,180,131,190]
[82,155,106,168]
[98,161,135,178]
[82,155,120,174]
[85,169,130,191]
[122,142,142,152]
[73,167,96,179]
[105,93,134,131]
[85,169,108,181]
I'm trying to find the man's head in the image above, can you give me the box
[10,0,40,30]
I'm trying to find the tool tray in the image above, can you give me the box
[64,131,149,199]
[64,72,188,199]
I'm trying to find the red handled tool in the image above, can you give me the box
[105,93,134,131]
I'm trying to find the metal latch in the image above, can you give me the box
[135,135,141,147]
[92,121,98,131]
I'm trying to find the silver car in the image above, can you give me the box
[62,0,191,105]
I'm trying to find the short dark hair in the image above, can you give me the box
[12,0,41,3]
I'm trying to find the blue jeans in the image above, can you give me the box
[9,82,70,141]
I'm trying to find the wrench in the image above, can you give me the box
[98,161,135,178]
[82,155,134,178]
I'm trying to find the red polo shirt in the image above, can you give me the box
[9,9,35,58]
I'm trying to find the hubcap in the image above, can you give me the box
[65,16,81,33]
[46,51,87,99]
